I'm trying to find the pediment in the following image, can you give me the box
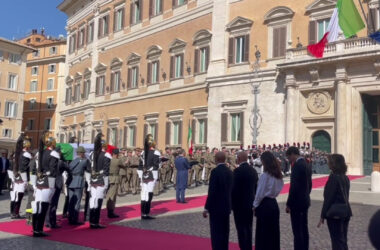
[110,57,123,69]
[83,67,92,77]
[74,72,82,80]
[306,0,336,14]
[127,53,141,65]
[147,45,162,59]
[193,29,212,45]
[226,17,253,31]
[65,75,74,85]
[264,6,295,24]
[94,63,107,73]
[169,39,187,53]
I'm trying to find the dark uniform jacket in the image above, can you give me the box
[232,162,258,213]
[41,149,60,177]
[95,151,111,176]
[68,157,91,189]
[139,150,160,171]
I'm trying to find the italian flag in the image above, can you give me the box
[188,123,193,156]
[307,0,365,58]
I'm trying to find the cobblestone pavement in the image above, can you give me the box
[0,176,378,250]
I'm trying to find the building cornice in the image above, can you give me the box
[27,55,66,66]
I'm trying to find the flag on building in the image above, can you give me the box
[307,0,365,58]
[188,123,193,156]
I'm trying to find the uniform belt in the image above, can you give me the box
[130,165,138,168]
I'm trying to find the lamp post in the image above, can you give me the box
[250,46,262,146]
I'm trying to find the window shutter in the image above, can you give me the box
[147,62,152,84]
[136,67,139,87]
[95,77,99,95]
[144,124,148,138]
[98,19,103,38]
[84,27,87,45]
[127,68,131,88]
[133,125,136,147]
[139,0,143,21]
[170,56,174,79]
[191,119,196,143]
[308,21,317,44]
[178,121,183,145]
[244,35,250,62]
[156,60,160,82]
[279,26,287,57]
[369,8,377,33]
[102,76,106,94]
[205,46,210,71]
[121,8,125,29]
[154,123,158,143]
[130,3,134,25]
[107,128,111,143]
[194,49,199,74]
[228,38,234,65]
[172,0,176,8]
[123,126,128,147]
[76,31,80,49]
[115,129,119,147]
[165,121,171,145]
[204,118,208,143]
[106,15,110,35]
[273,27,279,58]
[14,103,18,118]
[180,53,184,77]
[149,0,153,17]
[110,73,114,92]
[160,0,163,14]
[239,112,244,143]
[221,113,227,142]
[113,11,116,31]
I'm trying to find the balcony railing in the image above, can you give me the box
[286,37,379,62]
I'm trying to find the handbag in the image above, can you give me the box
[326,176,351,219]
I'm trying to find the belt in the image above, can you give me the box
[109,173,119,176]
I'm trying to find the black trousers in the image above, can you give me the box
[233,209,253,250]
[327,218,349,250]
[0,172,6,193]
[255,198,280,250]
[290,209,309,250]
[209,212,230,250]
[47,187,61,227]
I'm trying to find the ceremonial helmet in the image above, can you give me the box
[145,134,156,148]
[44,132,56,148]
[23,136,32,149]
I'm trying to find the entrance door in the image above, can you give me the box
[369,97,380,172]
[312,130,331,153]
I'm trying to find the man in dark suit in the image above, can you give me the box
[232,151,258,250]
[0,152,10,194]
[203,151,233,250]
[286,146,312,250]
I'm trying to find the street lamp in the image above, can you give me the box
[250,45,263,146]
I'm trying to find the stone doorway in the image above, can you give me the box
[312,130,331,153]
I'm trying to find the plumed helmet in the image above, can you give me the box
[23,136,31,149]
[145,134,156,149]
[44,133,56,148]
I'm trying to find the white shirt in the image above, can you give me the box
[253,172,284,208]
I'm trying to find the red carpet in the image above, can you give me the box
[0,175,363,250]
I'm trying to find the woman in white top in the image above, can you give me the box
[253,151,284,250]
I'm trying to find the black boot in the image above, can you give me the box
[141,201,146,219]
[32,213,41,237]
[94,199,106,229]
[13,193,25,219]
[37,202,50,237]
[89,209,97,228]
[10,201,15,218]
[144,193,155,220]
[107,209,119,218]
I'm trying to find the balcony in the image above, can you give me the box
[284,37,380,64]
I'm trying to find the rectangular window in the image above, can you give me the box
[69,34,76,53]
[78,28,85,48]
[29,99,36,110]
[131,67,138,88]
[49,46,57,55]
[131,0,142,25]
[74,84,81,102]
[317,19,330,41]
[2,129,12,138]
[198,119,205,144]
[9,53,21,64]
[230,113,241,142]
[173,122,179,145]
[27,120,34,130]
[83,79,91,99]
[0,50,4,60]
[44,119,52,130]
[175,54,183,78]
[47,79,54,90]
[8,74,17,90]
[31,66,38,75]
[272,26,287,58]
[235,36,245,64]
[4,101,17,118]
[112,71,121,92]
[48,64,56,74]
[87,22,94,43]
[96,76,105,95]
[150,0,162,17]
[30,81,38,92]
[99,15,109,38]
[149,123,156,139]
[65,87,72,105]
[174,0,187,7]
[114,8,124,31]
[199,47,208,73]
[33,49,40,58]
[46,97,54,109]
[151,61,159,84]
[128,126,135,147]
[110,127,117,146]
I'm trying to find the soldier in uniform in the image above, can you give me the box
[130,148,141,195]
[227,149,237,172]
[160,147,171,190]
[187,152,195,188]
[106,148,127,218]
[203,147,212,185]
[193,148,204,187]
[138,134,160,219]
[118,148,128,194]
[32,133,59,237]
[9,134,31,219]
[88,133,110,229]
[172,147,181,187]
[68,146,91,225]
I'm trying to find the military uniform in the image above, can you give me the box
[119,154,128,194]
[204,152,215,184]
[187,155,195,187]
[106,152,127,218]
[160,153,171,189]
[165,154,175,185]
[130,154,140,194]
[227,152,237,172]
[68,149,91,224]
[193,152,204,186]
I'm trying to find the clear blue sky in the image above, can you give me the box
[0,0,67,40]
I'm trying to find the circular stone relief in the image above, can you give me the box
[307,91,331,114]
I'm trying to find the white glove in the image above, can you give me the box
[103,176,109,189]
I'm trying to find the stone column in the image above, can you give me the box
[335,65,347,156]
[285,71,296,143]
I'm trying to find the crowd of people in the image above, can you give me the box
[1,132,380,250]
